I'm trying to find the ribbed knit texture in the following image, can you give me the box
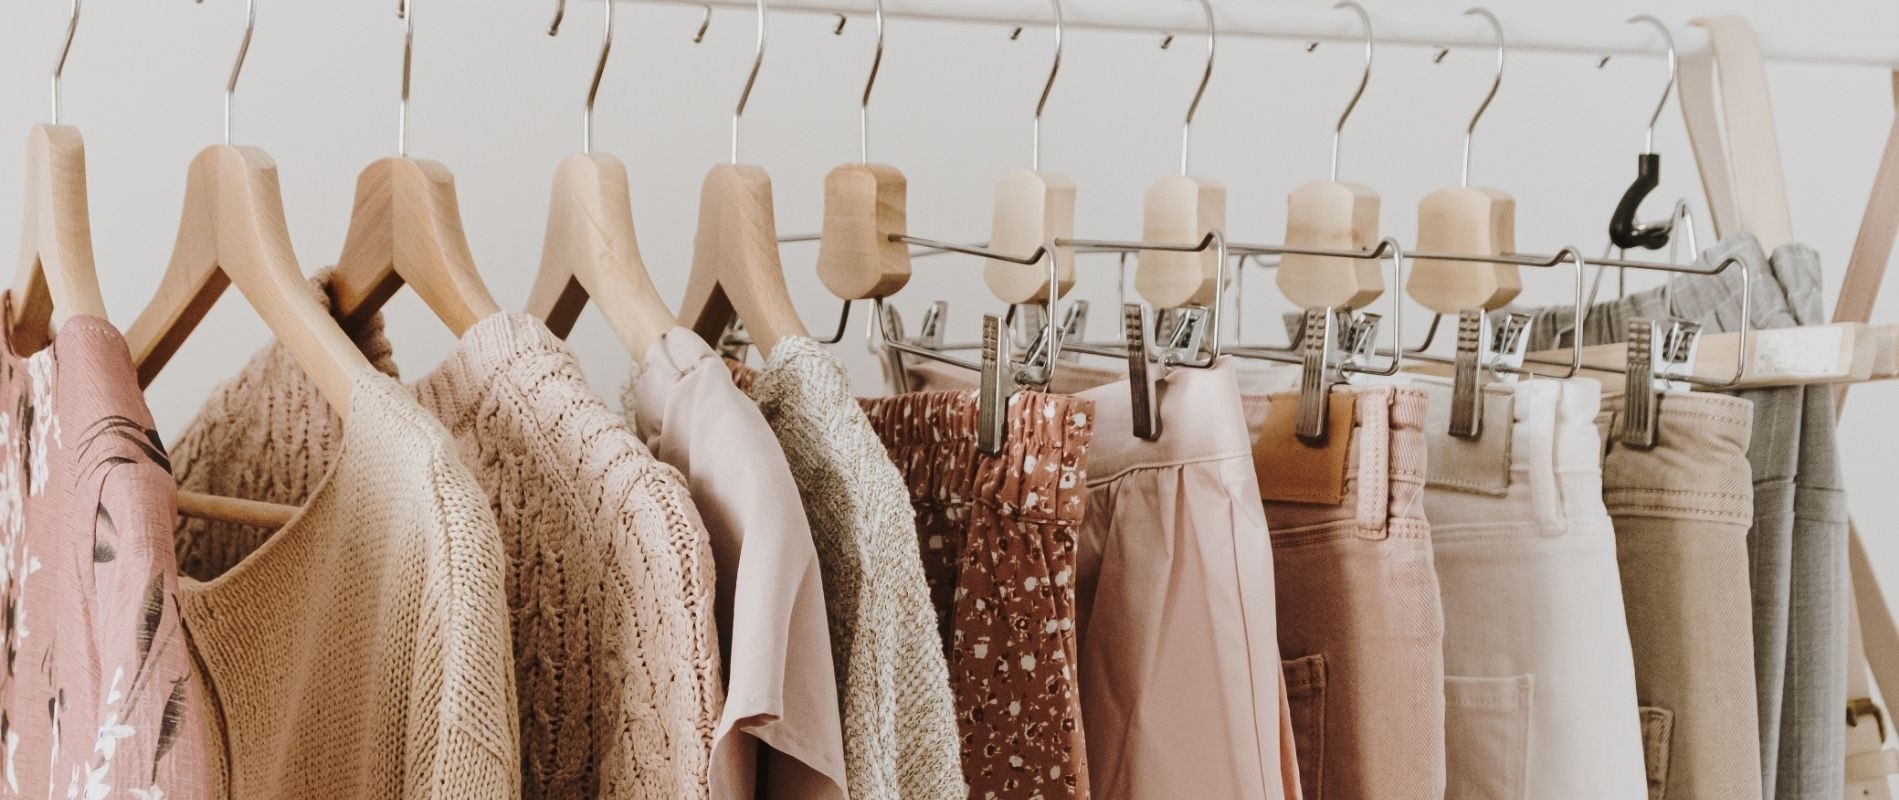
[727,338,965,800]
[172,303,721,799]
[174,367,520,800]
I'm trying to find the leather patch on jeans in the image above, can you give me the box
[1254,393,1355,505]
[1423,386,1514,497]
[1640,706,1674,800]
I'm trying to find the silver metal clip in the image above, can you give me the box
[1059,300,1090,362]
[1010,303,1046,352]
[917,300,948,349]
[1296,307,1342,445]
[1161,306,1211,365]
[978,315,1015,455]
[877,302,911,394]
[1340,312,1383,368]
[1124,304,1161,441]
[1619,317,1701,450]
[1448,310,1531,440]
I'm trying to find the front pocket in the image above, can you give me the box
[1445,674,1534,800]
[1283,654,1327,800]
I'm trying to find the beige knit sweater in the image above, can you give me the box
[173,310,722,799]
[176,367,520,799]
[728,337,965,800]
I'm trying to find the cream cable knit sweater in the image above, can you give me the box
[727,338,965,800]
[173,310,722,799]
[176,367,520,799]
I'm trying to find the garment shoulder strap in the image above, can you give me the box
[1678,16,1795,252]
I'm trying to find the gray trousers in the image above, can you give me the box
[1523,233,1848,800]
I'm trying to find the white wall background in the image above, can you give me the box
[4,0,1899,605]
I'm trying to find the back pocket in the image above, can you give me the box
[1283,654,1328,800]
[1445,674,1534,800]
[1639,706,1674,800]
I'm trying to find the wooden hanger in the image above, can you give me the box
[1408,9,1518,316]
[526,1,680,363]
[814,0,911,305]
[128,2,370,529]
[12,7,109,353]
[11,124,110,353]
[1135,0,1223,309]
[677,1,809,356]
[326,1,501,334]
[1279,1,1383,311]
[985,0,1076,305]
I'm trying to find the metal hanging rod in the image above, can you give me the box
[604,0,1896,69]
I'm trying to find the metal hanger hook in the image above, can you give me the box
[398,0,415,156]
[193,0,254,145]
[1458,7,1504,187]
[1627,14,1676,154]
[547,0,614,154]
[858,0,884,163]
[727,0,768,164]
[1177,0,1215,176]
[1030,0,1064,172]
[1329,0,1372,182]
[52,0,81,125]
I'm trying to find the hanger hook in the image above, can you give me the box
[1177,0,1215,176]
[1030,0,1063,172]
[1458,7,1504,187]
[857,0,885,163]
[397,0,415,156]
[1329,0,1372,182]
[51,0,81,125]
[547,0,613,154]
[192,0,254,145]
[728,0,768,164]
[1627,14,1675,154]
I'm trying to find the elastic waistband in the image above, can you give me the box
[860,389,1095,526]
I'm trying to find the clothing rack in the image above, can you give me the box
[601,0,1899,69]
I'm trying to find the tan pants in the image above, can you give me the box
[1598,391,1763,800]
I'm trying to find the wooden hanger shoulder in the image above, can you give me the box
[816,162,911,301]
[680,162,808,354]
[527,152,679,360]
[1278,179,1382,309]
[126,144,371,414]
[1408,185,1521,314]
[11,123,109,353]
[329,156,501,335]
[1136,174,1225,308]
[986,168,1076,304]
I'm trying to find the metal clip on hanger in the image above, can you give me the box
[1608,15,1681,252]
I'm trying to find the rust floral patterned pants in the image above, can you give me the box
[863,389,1095,799]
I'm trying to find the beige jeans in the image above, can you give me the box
[1422,378,1648,800]
[1597,390,1763,800]
[1247,386,1445,800]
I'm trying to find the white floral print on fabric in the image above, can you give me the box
[0,310,206,799]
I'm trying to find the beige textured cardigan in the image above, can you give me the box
[173,311,723,799]
[176,367,520,799]
[728,337,965,800]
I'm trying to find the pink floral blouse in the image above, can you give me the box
[0,310,206,799]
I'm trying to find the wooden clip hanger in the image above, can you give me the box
[11,5,109,353]
[1279,1,1383,312]
[526,0,680,363]
[986,0,1076,307]
[126,0,372,529]
[327,0,501,335]
[1137,0,1224,311]
[678,0,810,356]
[1408,8,1519,318]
